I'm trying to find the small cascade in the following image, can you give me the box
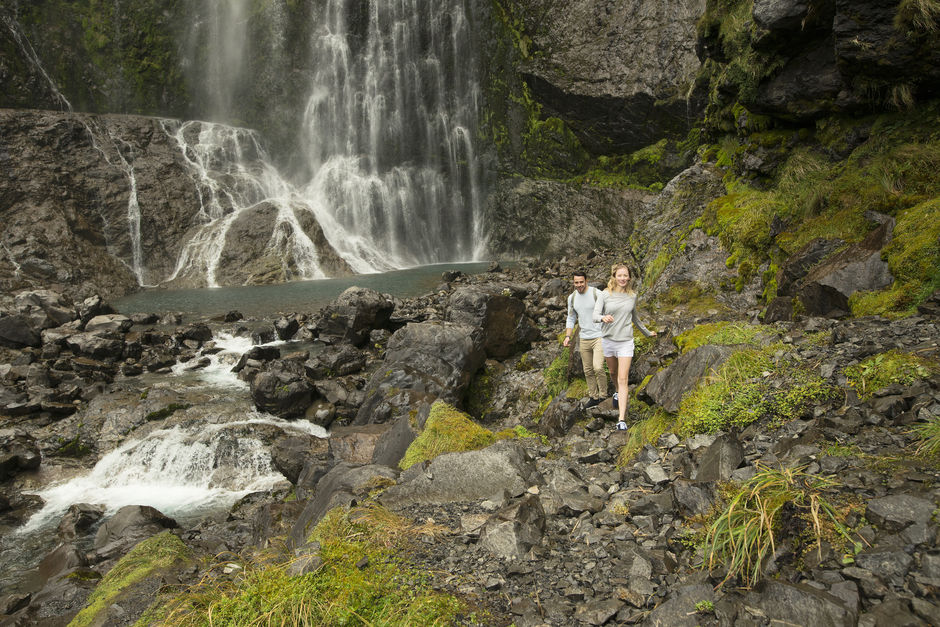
[0,11,71,111]
[21,415,326,533]
[171,331,272,388]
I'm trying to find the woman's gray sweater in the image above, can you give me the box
[592,290,653,341]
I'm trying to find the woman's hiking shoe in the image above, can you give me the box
[616,421,628,431]
[612,393,619,409]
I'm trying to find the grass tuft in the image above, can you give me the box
[161,504,464,626]
[400,401,495,470]
[702,466,854,587]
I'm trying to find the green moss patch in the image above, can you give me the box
[617,408,675,467]
[677,344,836,435]
[399,402,495,470]
[843,350,939,399]
[674,321,775,354]
[162,504,466,626]
[70,531,190,627]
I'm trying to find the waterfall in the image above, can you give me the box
[300,0,486,266]
[162,0,487,286]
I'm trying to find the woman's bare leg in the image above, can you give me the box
[605,356,618,399]
[617,356,632,423]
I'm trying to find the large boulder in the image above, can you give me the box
[446,286,539,359]
[92,505,178,560]
[798,220,894,316]
[378,440,541,507]
[744,580,855,627]
[354,322,484,425]
[0,314,42,348]
[640,345,736,413]
[289,463,399,548]
[0,428,42,481]
[479,494,546,560]
[313,287,395,347]
[250,359,317,419]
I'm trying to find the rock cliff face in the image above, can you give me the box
[0,109,351,300]
[508,0,707,153]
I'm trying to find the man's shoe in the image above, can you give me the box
[616,421,628,431]
[585,397,601,408]
[612,392,619,410]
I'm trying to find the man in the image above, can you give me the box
[563,270,607,407]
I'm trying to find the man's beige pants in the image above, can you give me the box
[579,337,607,398]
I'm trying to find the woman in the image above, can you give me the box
[593,263,657,430]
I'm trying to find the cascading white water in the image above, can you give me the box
[156,0,486,287]
[20,414,327,533]
[301,0,486,266]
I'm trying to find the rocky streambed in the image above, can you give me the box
[1,258,939,626]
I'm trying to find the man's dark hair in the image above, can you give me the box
[573,270,587,279]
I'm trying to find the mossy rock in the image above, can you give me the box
[399,401,495,470]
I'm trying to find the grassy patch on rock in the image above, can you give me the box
[400,402,495,471]
[843,350,939,399]
[676,344,836,435]
[161,504,466,626]
[673,321,776,354]
[70,531,190,627]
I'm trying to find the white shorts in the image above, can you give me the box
[602,338,635,358]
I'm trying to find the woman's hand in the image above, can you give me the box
[602,315,614,323]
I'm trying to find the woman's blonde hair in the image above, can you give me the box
[606,263,635,294]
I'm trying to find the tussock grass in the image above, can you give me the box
[703,466,853,587]
[842,350,939,399]
[895,0,940,33]
[161,504,464,627]
[400,401,495,470]
[913,418,940,458]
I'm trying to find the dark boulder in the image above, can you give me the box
[250,359,317,419]
[56,503,106,541]
[0,428,41,480]
[313,287,395,347]
[92,505,178,561]
[799,220,895,317]
[640,345,736,413]
[354,322,484,425]
[446,286,539,359]
[270,434,330,485]
[0,315,42,348]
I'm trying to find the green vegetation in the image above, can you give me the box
[701,104,940,314]
[695,600,715,614]
[702,466,853,587]
[161,504,466,627]
[617,407,675,467]
[144,403,191,422]
[400,402,495,470]
[913,418,940,458]
[677,344,836,435]
[673,321,774,353]
[850,197,940,316]
[843,350,939,399]
[70,531,190,627]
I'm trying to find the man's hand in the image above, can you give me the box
[563,336,571,347]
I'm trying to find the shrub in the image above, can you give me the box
[913,417,940,458]
[400,402,495,470]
